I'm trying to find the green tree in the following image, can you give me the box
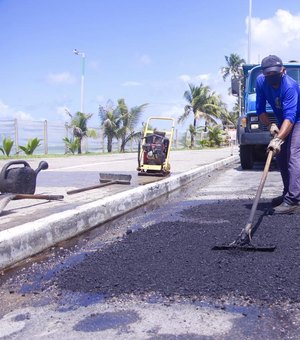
[117,99,148,152]
[65,110,94,154]
[99,101,120,152]
[217,100,239,128]
[221,53,245,81]
[178,83,223,148]
[0,136,14,156]
[63,137,80,154]
[19,137,41,155]
[221,53,246,120]
[207,125,224,147]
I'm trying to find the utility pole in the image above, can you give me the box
[248,0,252,64]
[73,49,86,113]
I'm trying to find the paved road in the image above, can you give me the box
[0,147,236,230]
[0,147,238,270]
[1,155,299,339]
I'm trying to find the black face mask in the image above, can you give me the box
[265,73,282,86]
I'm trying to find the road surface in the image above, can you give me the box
[0,157,299,339]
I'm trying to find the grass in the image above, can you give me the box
[0,145,232,161]
[0,151,138,160]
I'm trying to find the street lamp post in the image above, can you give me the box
[248,0,252,63]
[73,49,85,113]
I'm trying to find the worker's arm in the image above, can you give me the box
[259,112,293,139]
[259,112,271,127]
[259,112,279,136]
[266,119,293,155]
[277,119,293,140]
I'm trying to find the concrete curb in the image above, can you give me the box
[0,155,239,270]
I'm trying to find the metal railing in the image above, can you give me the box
[0,119,192,155]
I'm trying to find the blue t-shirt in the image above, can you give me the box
[256,73,300,125]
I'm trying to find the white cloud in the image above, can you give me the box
[46,72,75,84]
[121,81,142,87]
[178,71,236,110]
[160,104,184,120]
[13,110,34,120]
[178,74,191,82]
[0,99,34,120]
[248,9,300,63]
[195,73,211,82]
[0,100,9,113]
[179,73,211,83]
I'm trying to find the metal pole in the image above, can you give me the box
[14,118,19,154]
[73,49,85,113]
[44,120,48,154]
[248,0,252,63]
[80,53,85,113]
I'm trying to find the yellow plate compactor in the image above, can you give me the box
[137,117,175,176]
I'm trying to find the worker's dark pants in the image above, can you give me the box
[276,122,300,204]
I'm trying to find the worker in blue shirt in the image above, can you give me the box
[256,55,300,214]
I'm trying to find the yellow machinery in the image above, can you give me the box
[137,117,175,176]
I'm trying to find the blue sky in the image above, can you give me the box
[1,0,300,129]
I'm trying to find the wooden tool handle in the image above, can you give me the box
[246,150,273,229]
[67,181,116,195]
[14,194,64,200]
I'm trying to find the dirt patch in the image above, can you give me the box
[55,200,300,306]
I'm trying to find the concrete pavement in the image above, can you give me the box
[0,147,239,270]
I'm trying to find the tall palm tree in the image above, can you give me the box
[178,83,223,147]
[116,99,148,152]
[221,53,245,81]
[65,110,94,154]
[217,99,239,128]
[221,53,246,118]
[99,101,120,152]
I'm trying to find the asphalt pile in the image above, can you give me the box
[56,200,300,306]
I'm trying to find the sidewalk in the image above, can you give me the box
[0,147,239,270]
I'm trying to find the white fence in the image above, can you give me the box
[0,119,190,155]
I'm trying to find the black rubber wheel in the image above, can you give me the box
[240,145,254,169]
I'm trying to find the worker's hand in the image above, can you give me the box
[267,137,284,155]
[267,123,279,137]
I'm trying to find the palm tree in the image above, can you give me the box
[65,110,94,154]
[217,100,239,128]
[178,83,223,147]
[221,53,245,81]
[116,99,148,152]
[207,125,224,147]
[99,101,120,152]
[221,53,246,118]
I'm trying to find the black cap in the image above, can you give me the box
[261,55,283,74]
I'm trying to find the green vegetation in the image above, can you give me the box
[221,52,246,122]
[99,100,120,153]
[0,136,14,156]
[221,53,245,81]
[63,137,80,154]
[206,125,225,147]
[99,99,147,153]
[19,137,42,155]
[65,110,96,154]
[117,99,147,152]
[178,83,225,148]
[0,52,244,157]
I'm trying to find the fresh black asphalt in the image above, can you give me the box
[56,200,300,307]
